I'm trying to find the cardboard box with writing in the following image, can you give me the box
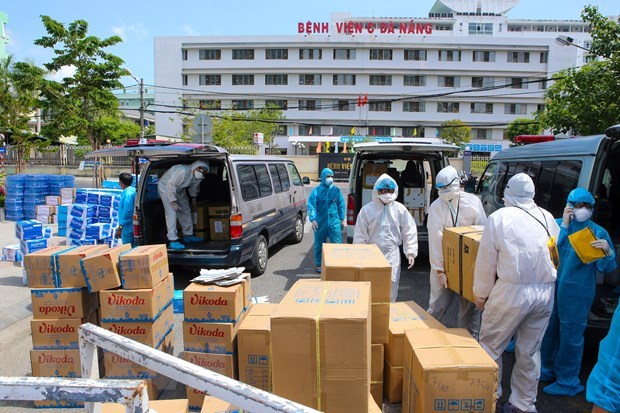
[99,274,174,322]
[24,246,75,288]
[443,226,484,303]
[237,303,277,392]
[103,330,174,378]
[119,244,170,289]
[102,399,188,413]
[362,163,388,189]
[31,287,99,320]
[371,343,384,407]
[200,396,241,413]
[271,280,371,413]
[80,244,132,292]
[31,312,97,350]
[209,217,230,241]
[208,205,231,217]
[56,245,109,288]
[184,352,237,411]
[184,282,244,323]
[402,328,498,413]
[31,349,81,378]
[183,315,243,355]
[100,304,174,347]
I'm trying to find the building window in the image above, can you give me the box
[470,102,494,114]
[473,129,492,139]
[299,100,318,111]
[232,74,254,86]
[333,49,356,60]
[265,100,288,110]
[504,103,527,115]
[299,48,322,60]
[402,126,425,137]
[404,49,427,61]
[182,49,188,60]
[368,101,392,112]
[199,100,221,110]
[437,102,460,113]
[472,76,495,88]
[508,51,530,63]
[232,49,254,60]
[403,101,426,112]
[232,100,254,110]
[508,77,527,89]
[538,79,547,89]
[199,75,221,86]
[298,125,317,136]
[266,48,288,60]
[473,51,495,62]
[438,76,460,87]
[370,49,393,60]
[336,100,355,111]
[537,104,546,112]
[265,74,288,85]
[540,52,548,63]
[333,74,356,86]
[468,23,493,35]
[370,126,391,135]
[438,50,462,62]
[369,75,392,86]
[404,75,426,86]
[199,49,221,60]
[299,74,322,85]
[182,75,188,86]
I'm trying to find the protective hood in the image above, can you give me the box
[567,188,595,206]
[320,168,334,185]
[372,173,399,204]
[191,160,210,174]
[435,166,459,188]
[504,173,536,209]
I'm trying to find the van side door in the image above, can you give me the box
[268,163,293,242]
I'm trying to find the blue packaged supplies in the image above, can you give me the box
[16,220,43,241]
[69,204,96,219]
[20,238,48,254]
[85,223,112,240]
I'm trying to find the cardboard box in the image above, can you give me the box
[407,207,425,225]
[31,287,99,320]
[31,313,97,350]
[362,163,388,189]
[80,243,132,292]
[187,386,208,411]
[183,316,243,354]
[402,328,498,413]
[99,274,174,322]
[371,343,384,407]
[56,245,109,288]
[238,303,277,392]
[368,394,382,413]
[185,352,237,411]
[36,204,56,214]
[371,303,389,344]
[208,205,231,217]
[24,246,75,288]
[61,188,76,198]
[271,280,371,413]
[184,282,244,323]
[193,203,210,229]
[195,229,209,239]
[403,187,425,208]
[100,304,174,347]
[242,274,252,311]
[103,330,174,378]
[119,244,170,289]
[45,195,61,206]
[443,226,484,303]
[209,217,230,240]
[30,349,81,378]
[103,399,188,413]
[200,396,241,413]
[384,359,403,403]
[34,400,83,409]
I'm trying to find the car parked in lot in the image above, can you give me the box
[88,143,307,276]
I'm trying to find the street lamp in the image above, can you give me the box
[555,35,592,52]
[126,69,146,144]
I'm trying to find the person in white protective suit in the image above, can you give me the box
[427,166,486,337]
[354,173,418,302]
[473,173,560,413]
[157,160,210,250]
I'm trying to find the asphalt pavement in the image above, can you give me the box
[0,180,599,412]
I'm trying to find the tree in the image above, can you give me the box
[536,6,620,135]
[439,119,471,147]
[506,117,541,143]
[212,105,284,152]
[0,56,47,172]
[34,16,127,185]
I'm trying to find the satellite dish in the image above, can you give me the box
[192,113,213,144]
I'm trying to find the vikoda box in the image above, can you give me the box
[183,282,244,323]
[80,244,132,292]
[119,244,170,289]
[31,287,99,320]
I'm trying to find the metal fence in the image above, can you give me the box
[471,154,491,176]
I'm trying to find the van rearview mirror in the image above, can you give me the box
[302,176,310,185]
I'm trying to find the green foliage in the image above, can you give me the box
[212,105,284,150]
[506,118,541,142]
[439,119,471,147]
[93,115,141,145]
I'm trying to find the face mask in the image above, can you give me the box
[194,170,204,179]
[438,184,459,202]
[573,207,592,222]
[379,193,396,204]
[325,177,333,186]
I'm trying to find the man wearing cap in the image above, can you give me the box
[354,173,418,302]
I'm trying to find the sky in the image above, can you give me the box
[2,0,618,88]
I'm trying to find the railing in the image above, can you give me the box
[471,154,490,176]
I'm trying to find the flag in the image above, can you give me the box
[308,126,313,135]
[325,141,331,152]
[350,127,356,135]
[413,128,417,137]
[363,93,368,106]
[391,127,397,137]
[289,127,294,136]
[334,141,339,153]
[372,127,376,136]
[316,141,322,153]
[343,142,348,153]
[357,94,362,107]
[329,127,334,136]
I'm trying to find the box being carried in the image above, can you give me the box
[443,226,484,303]
[119,244,169,289]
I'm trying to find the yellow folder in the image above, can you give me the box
[568,227,606,264]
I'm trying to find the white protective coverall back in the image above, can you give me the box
[353,173,418,301]
[473,173,559,412]
[157,161,209,242]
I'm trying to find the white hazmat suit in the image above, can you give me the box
[354,174,418,302]
[427,166,486,337]
[473,173,559,413]
[158,160,210,243]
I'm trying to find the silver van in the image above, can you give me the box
[476,124,620,329]
[88,143,307,275]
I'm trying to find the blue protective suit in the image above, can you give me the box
[119,186,136,247]
[587,307,620,412]
[307,168,345,267]
[541,188,617,396]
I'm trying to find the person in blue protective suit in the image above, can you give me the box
[307,168,345,273]
[540,188,617,397]
[587,306,620,413]
[116,172,137,247]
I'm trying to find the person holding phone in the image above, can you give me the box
[540,188,617,397]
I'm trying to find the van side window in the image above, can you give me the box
[287,163,303,186]
[254,164,273,197]
[237,164,261,201]
[276,164,291,191]
[268,164,283,193]
[541,160,582,216]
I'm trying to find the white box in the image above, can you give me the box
[403,188,425,208]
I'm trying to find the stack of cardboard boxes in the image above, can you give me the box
[182,276,251,410]
[192,204,231,241]
[35,204,57,225]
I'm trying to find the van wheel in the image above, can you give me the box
[287,215,304,244]
[249,235,268,276]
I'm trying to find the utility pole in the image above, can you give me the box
[138,77,146,144]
